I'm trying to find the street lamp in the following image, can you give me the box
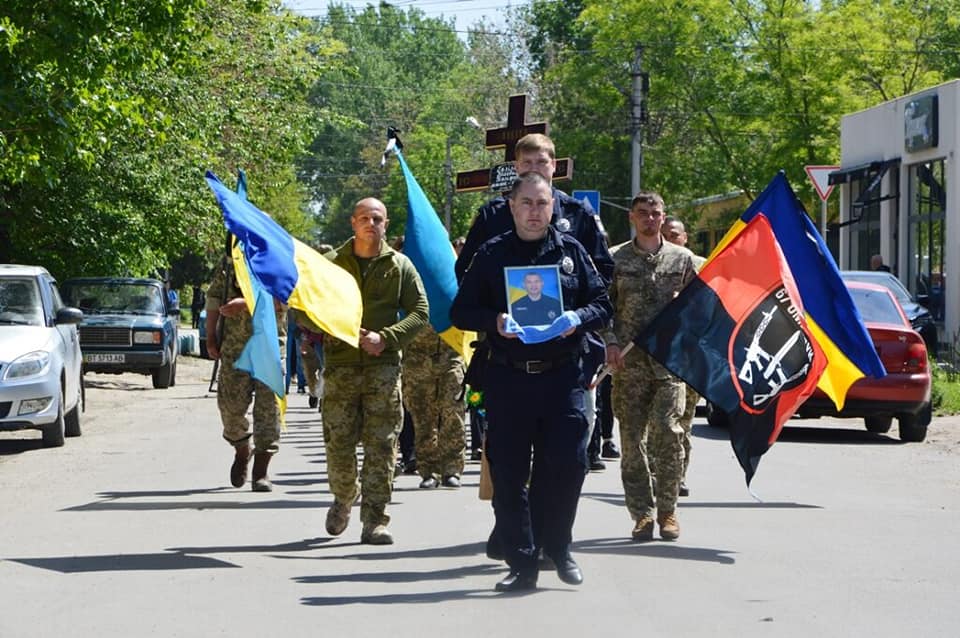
[444,117,484,232]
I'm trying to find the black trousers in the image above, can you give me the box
[399,407,415,465]
[484,361,589,572]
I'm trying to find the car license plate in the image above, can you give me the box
[84,353,125,363]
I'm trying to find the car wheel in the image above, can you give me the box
[706,401,730,428]
[864,415,893,434]
[152,350,174,389]
[169,354,177,388]
[42,399,66,448]
[898,413,928,442]
[65,375,82,438]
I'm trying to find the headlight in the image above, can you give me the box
[134,331,161,345]
[4,351,51,380]
[19,397,53,416]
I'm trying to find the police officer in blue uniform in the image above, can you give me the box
[454,133,614,563]
[454,133,613,285]
[451,172,612,592]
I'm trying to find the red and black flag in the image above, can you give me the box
[634,215,826,484]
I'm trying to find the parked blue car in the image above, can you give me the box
[61,277,179,389]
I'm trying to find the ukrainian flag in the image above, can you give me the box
[394,152,474,360]
[205,171,363,390]
[708,173,885,410]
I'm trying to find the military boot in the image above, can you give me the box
[251,452,272,492]
[360,523,394,545]
[230,444,251,488]
[325,500,351,536]
[657,510,680,541]
[631,515,654,542]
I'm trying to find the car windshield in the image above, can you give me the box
[849,287,904,325]
[841,271,913,306]
[65,283,164,315]
[0,277,44,326]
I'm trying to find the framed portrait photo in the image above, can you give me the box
[504,265,564,327]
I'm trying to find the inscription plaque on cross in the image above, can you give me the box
[455,93,574,193]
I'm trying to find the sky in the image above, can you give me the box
[283,0,518,34]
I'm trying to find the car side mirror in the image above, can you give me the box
[168,306,181,316]
[916,294,930,308]
[56,306,84,324]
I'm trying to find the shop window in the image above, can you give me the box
[907,159,946,321]
[846,179,883,269]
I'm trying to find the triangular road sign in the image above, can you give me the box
[805,165,839,202]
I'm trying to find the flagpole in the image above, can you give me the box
[588,342,634,389]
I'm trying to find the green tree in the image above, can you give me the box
[301,5,534,245]
[2,0,343,282]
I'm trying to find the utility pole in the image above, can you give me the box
[630,44,647,198]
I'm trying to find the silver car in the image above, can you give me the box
[0,265,84,447]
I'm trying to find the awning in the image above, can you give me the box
[828,158,900,186]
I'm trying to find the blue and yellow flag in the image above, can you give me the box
[394,151,474,359]
[708,173,884,411]
[205,171,363,350]
[231,243,285,397]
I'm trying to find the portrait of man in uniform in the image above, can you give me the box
[505,266,563,327]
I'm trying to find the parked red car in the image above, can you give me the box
[795,281,932,442]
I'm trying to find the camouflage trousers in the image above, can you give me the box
[322,364,402,527]
[612,353,685,519]
[302,344,322,398]
[402,359,466,479]
[649,384,697,483]
[217,348,281,455]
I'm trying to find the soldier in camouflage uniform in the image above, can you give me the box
[322,198,429,546]
[204,249,286,492]
[402,325,466,489]
[602,193,695,541]
[658,216,707,497]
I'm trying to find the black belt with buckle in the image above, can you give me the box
[491,351,578,374]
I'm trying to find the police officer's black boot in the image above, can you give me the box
[230,445,251,488]
[251,452,273,492]
[494,568,538,592]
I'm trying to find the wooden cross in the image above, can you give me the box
[456,94,573,193]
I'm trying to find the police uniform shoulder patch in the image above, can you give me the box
[561,256,575,274]
[557,217,571,232]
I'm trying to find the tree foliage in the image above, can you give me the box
[301,4,533,245]
[521,0,960,242]
[4,0,960,281]
[1,0,340,285]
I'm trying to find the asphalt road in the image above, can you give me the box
[1,356,958,637]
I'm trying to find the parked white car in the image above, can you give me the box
[0,265,84,447]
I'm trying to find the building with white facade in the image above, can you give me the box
[830,79,955,350]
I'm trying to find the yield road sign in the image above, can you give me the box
[805,165,839,201]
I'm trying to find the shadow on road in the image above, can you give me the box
[83,377,154,391]
[6,552,239,573]
[295,562,501,585]
[62,497,331,512]
[692,422,903,445]
[572,536,736,564]
[299,586,526,605]
[580,490,820,510]
[168,537,335,555]
[0,438,44,456]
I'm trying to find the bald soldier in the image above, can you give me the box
[321,197,429,545]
